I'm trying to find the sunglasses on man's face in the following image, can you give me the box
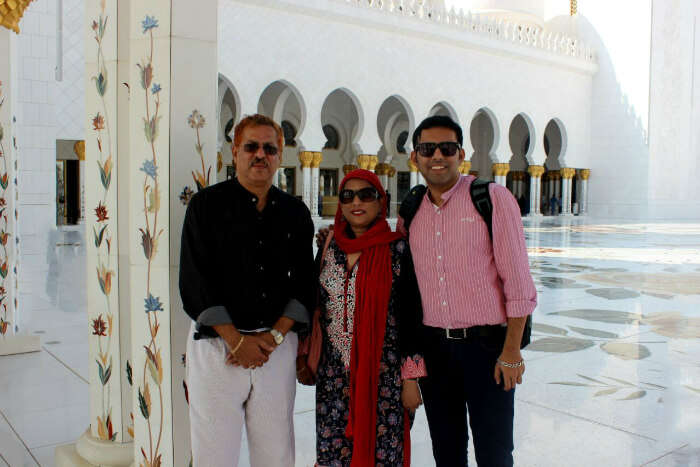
[414,141,461,158]
[339,187,381,204]
[242,141,279,156]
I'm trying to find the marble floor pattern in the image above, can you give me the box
[1,217,700,466]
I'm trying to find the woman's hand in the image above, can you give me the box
[401,379,423,411]
[296,355,315,385]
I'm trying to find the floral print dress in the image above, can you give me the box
[315,238,425,467]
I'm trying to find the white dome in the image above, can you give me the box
[458,0,546,28]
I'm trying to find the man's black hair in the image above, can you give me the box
[412,115,463,148]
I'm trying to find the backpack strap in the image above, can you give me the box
[398,184,427,232]
[469,178,493,242]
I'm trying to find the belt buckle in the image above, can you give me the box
[445,328,467,340]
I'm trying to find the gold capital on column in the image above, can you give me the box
[343,164,358,175]
[492,163,510,177]
[459,161,471,175]
[368,155,379,172]
[388,166,396,178]
[528,165,545,178]
[357,154,371,170]
[299,151,314,168]
[311,152,323,168]
[374,163,389,175]
[408,159,418,172]
[560,167,576,179]
[0,0,34,33]
[579,169,590,180]
[74,140,86,161]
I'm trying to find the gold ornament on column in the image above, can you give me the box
[74,140,86,161]
[374,163,389,176]
[0,0,35,33]
[311,152,323,168]
[560,167,576,179]
[388,166,396,178]
[459,161,471,175]
[299,151,314,169]
[357,154,371,170]
[570,0,577,16]
[368,155,379,172]
[579,169,590,180]
[527,165,545,178]
[407,159,418,173]
[492,163,510,177]
[343,164,358,175]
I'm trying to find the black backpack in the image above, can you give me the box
[399,178,532,349]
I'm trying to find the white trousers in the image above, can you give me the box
[186,323,298,467]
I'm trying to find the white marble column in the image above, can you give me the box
[579,169,590,214]
[75,141,86,224]
[408,159,419,188]
[492,163,509,187]
[388,165,397,218]
[310,152,322,219]
[560,168,575,216]
[57,1,219,466]
[299,151,314,211]
[527,165,544,216]
[0,27,37,355]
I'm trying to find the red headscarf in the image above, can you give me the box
[333,170,409,466]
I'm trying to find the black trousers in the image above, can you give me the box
[419,328,515,467]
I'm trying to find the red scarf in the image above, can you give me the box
[333,170,409,467]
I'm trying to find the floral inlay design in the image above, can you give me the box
[0,81,11,337]
[90,2,117,442]
[136,15,166,467]
[180,109,211,206]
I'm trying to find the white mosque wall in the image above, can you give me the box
[218,0,594,174]
[573,1,653,219]
[647,0,700,220]
[15,1,59,325]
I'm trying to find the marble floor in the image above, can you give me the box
[1,217,700,466]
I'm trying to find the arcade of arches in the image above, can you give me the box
[217,76,591,219]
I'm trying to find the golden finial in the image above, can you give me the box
[570,0,577,16]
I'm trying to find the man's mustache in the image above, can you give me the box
[250,157,268,167]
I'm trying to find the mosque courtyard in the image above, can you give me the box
[0,215,699,466]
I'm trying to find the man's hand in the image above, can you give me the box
[226,335,275,369]
[315,226,332,248]
[401,379,423,412]
[493,348,525,391]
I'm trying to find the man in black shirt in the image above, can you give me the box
[180,114,315,466]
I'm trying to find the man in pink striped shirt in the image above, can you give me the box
[399,115,536,466]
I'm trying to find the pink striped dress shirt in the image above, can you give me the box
[400,175,536,329]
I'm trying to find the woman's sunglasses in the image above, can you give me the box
[242,141,279,156]
[414,141,461,158]
[339,187,381,204]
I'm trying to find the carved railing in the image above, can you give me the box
[335,0,596,63]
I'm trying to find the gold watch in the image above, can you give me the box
[270,328,285,345]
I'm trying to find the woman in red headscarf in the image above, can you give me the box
[298,169,426,466]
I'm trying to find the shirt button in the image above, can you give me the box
[440,277,444,281]
[442,301,447,306]
[252,197,257,203]
[261,292,267,299]
[259,265,264,272]
[438,256,442,260]
[258,240,263,246]
[436,232,441,236]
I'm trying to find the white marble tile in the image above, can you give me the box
[29,444,56,467]
[4,403,88,449]
[0,414,38,466]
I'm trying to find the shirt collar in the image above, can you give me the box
[426,174,469,207]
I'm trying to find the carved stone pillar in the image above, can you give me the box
[357,154,371,170]
[75,140,86,224]
[492,163,510,186]
[578,169,590,215]
[299,151,314,211]
[368,155,378,173]
[387,166,397,218]
[527,165,545,216]
[375,162,390,189]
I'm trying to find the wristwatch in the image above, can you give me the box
[270,328,285,345]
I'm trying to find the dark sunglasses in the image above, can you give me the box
[242,141,279,156]
[339,187,381,204]
[415,141,461,158]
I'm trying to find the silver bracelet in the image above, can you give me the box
[497,358,524,368]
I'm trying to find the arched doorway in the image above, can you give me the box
[543,118,567,215]
[469,107,499,180]
[507,113,535,215]
[217,74,241,182]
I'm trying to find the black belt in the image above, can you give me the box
[425,324,506,341]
